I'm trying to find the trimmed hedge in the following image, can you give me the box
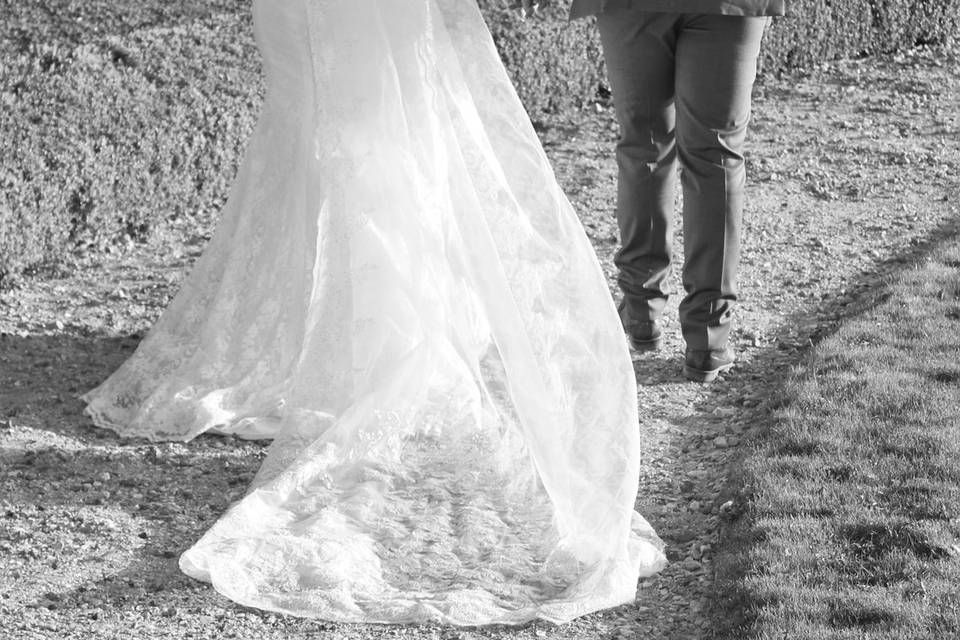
[479,1,604,115]
[0,11,261,284]
[761,0,960,73]
[1,0,958,284]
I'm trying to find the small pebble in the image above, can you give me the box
[682,558,702,572]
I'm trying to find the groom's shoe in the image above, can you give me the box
[683,346,735,382]
[626,320,662,352]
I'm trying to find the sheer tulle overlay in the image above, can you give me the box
[82,0,666,625]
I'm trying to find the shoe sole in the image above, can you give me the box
[629,336,662,352]
[682,362,734,383]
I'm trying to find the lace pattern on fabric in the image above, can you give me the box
[83,0,666,625]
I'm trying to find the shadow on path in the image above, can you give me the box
[0,329,271,626]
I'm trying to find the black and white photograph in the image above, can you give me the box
[1,1,958,638]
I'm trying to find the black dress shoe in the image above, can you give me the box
[626,320,662,352]
[683,346,735,382]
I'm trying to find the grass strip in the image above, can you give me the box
[714,234,960,639]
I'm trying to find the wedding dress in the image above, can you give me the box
[83,0,665,625]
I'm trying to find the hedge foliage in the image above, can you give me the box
[478,1,604,115]
[761,0,960,73]
[0,6,260,284]
[1,0,958,284]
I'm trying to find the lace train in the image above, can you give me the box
[83,0,666,624]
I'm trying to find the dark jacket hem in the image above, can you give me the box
[570,0,787,19]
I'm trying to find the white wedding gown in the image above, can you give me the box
[83,0,665,625]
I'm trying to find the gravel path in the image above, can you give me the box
[1,45,958,640]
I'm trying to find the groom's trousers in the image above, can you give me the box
[597,10,768,351]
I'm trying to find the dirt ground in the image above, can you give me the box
[1,45,958,640]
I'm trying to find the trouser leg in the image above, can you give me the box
[674,15,767,351]
[596,11,679,326]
